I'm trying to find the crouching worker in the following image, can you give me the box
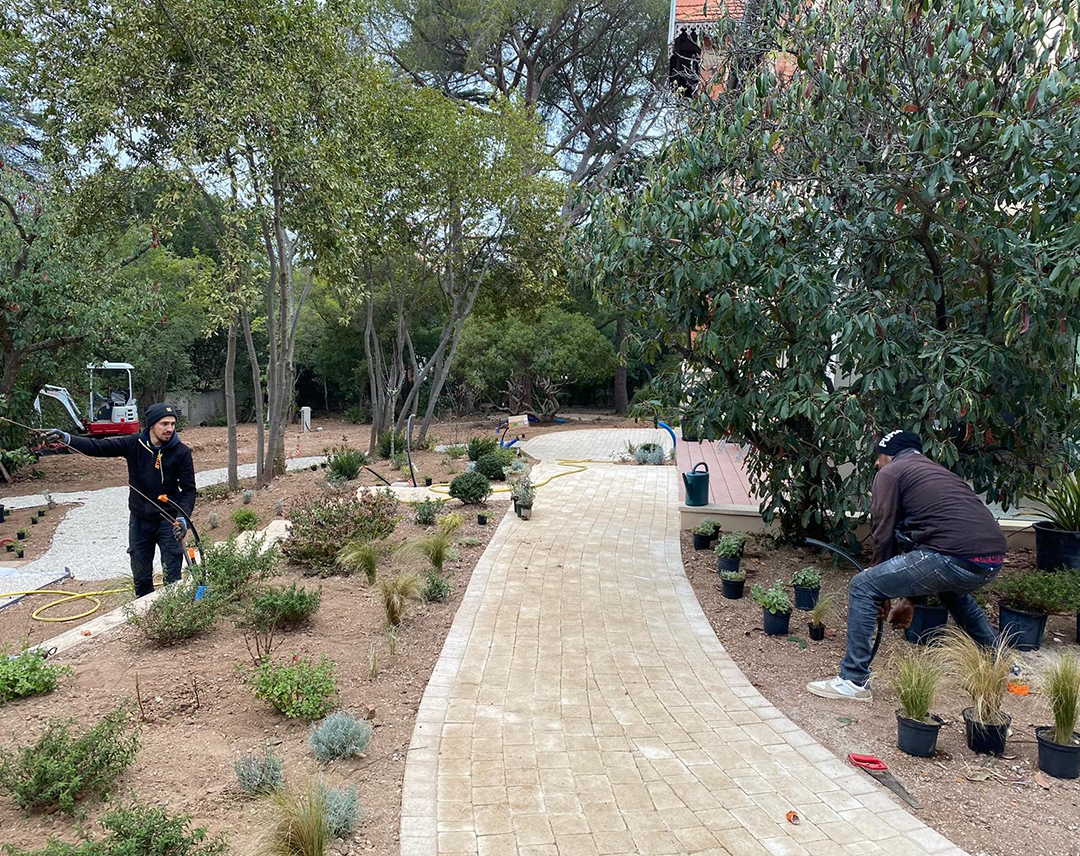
[807,430,1006,703]
[43,403,196,597]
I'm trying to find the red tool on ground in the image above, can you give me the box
[848,753,922,809]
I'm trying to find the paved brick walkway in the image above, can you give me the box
[400,437,966,856]
[518,428,673,462]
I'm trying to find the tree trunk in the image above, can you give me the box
[241,307,264,486]
[225,317,239,491]
[613,315,629,414]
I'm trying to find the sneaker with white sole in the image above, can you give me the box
[806,676,872,702]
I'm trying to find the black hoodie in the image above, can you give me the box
[67,429,196,521]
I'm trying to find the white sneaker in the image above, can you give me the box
[806,676,872,703]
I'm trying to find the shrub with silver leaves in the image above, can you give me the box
[234,748,283,795]
[309,711,373,763]
[321,781,361,837]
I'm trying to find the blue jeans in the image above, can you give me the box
[839,550,1000,686]
[128,514,183,597]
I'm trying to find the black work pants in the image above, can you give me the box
[128,513,183,597]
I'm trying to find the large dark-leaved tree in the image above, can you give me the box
[575,0,1080,541]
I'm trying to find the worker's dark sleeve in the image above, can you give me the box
[870,467,901,566]
[176,448,197,519]
[65,434,136,458]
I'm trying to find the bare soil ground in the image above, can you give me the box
[682,533,1080,856]
[0,502,67,564]
[0,503,502,854]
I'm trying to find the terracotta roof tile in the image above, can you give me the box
[674,0,745,24]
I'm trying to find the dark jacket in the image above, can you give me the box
[870,451,1006,565]
[67,429,196,522]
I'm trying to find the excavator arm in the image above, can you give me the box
[33,385,86,431]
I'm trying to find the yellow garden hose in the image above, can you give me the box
[424,458,605,497]
[0,585,133,622]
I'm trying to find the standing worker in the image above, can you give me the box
[43,403,196,597]
[807,430,1006,702]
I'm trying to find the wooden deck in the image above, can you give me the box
[676,439,758,506]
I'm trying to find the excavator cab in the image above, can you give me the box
[34,362,141,437]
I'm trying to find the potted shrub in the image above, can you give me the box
[890,648,945,757]
[904,594,950,645]
[807,593,838,641]
[1036,652,1080,779]
[994,569,1079,651]
[942,630,1012,755]
[752,582,792,637]
[790,567,821,610]
[477,513,488,526]
[30,514,38,526]
[4,542,13,552]
[720,568,746,599]
[692,521,718,550]
[16,529,26,541]
[517,477,536,521]
[37,506,46,517]
[0,503,5,523]
[714,533,745,575]
[15,547,24,559]
[1031,472,1080,571]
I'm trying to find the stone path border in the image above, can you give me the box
[400,432,967,856]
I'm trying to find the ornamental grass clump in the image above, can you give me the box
[325,445,368,482]
[1042,651,1080,746]
[380,571,425,626]
[1034,471,1080,532]
[941,629,1012,727]
[336,540,380,584]
[809,592,840,628]
[309,712,373,763]
[258,783,327,856]
[890,647,944,723]
[235,748,284,796]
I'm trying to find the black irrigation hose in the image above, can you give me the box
[805,538,885,665]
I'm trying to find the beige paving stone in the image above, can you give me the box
[398,435,967,855]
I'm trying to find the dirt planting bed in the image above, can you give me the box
[0,504,502,853]
[0,502,67,565]
[682,533,1080,856]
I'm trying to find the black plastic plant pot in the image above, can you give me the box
[794,586,820,611]
[721,578,745,600]
[904,604,949,645]
[477,514,488,526]
[998,603,1048,651]
[718,556,741,575]
[693,532,712,550]
[896,711,943,758]
[1036,727,1080,779]
[808,622,825,641]
[15,549,24,558]
[1034,520,1080,572]
[16,532,25,540]
[425,477,433,487]
[4,543,13,552]
[763,609,791,637]
[0,504,5,523]
[963,708,1011,755]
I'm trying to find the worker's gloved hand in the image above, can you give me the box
[173,518,189,543]
[886,597,916,629]
[42,428,70,445]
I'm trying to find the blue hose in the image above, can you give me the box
[657,421,678,449]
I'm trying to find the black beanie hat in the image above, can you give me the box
[144,402,178,429]
[877,430,922,457]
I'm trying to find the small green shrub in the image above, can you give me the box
[457,536,480,548]
[376,430,407,459]
[995,569,1080,615]
[2,800,228,855]
[321,782,361,838]
[197,484,230,502]
[243,489,255,505]
[0,705,139,813]
[283,490,400,574]
[0,650,72,705]
[719,568,746,582]
[247,584,323,631]
[125,580,218,645]
[475,449,516,481]
[751,582,792,615]
[235,748,284,796]
[248,656,339,720]
[414,498,446,525]
[325,445,368,481]
[790,567,822,588]
[714,533,745,559]
[309,712,373,763]
[391,449,409,471]
[201,537,279,601]
[424,572,452,603]
[232,508,260,532]
[466,435,498,461]
[693,521,718,536]
[449,472,491,505]
[437,512,464,536]
[345,404,368,425]
[444,444,467,460]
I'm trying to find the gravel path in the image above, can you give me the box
[0,457,323,603]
